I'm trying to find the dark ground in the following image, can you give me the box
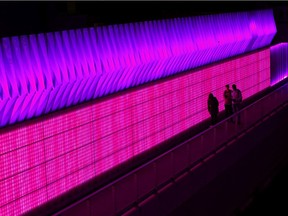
[239,161,288,216]
[169,103,288,216]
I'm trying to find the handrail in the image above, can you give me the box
[54,82,288,216]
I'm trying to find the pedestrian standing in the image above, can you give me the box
[223,84,233,121]
[208,93,219,126]
[232,84,242,124]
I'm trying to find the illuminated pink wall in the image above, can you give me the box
[0,49,270,215]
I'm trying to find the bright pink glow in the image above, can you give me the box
[0,49,270,215]
[249,21,257,33]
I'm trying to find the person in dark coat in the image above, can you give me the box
[223,84,233,121]
[232,84,243,124]
[208,93,219,125]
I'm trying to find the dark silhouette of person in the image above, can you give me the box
[208,93,219,125]
[232,84,242,124]
[223,84,233,121]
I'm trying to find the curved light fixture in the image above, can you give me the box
[0,9,276,127]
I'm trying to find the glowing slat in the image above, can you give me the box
[270,43,288,85]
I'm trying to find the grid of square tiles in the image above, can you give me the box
[0,48,270,215]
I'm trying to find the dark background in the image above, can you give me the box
[1,2,288,215]
[0,1,287,45]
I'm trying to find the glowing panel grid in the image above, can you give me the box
[270,43,288,85]
[0,48,270,215]
[0,9,276,127]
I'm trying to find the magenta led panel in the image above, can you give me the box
[270,43,288,85]
[0,48,270,215]
[0,9,276,127]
